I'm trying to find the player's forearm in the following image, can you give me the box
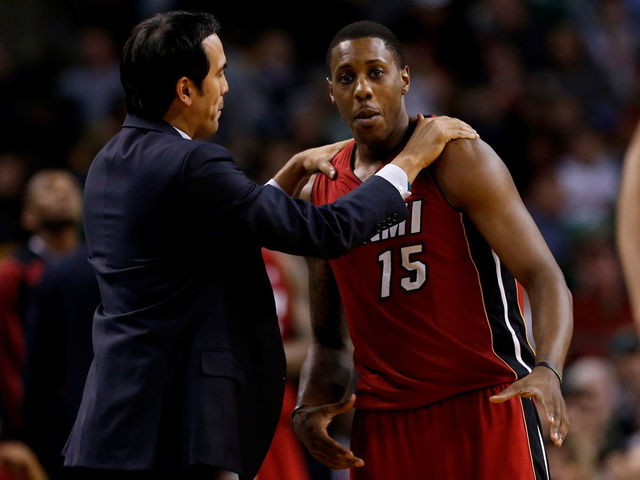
[297,343,352,406]
[618,217,640,327]
[525,269,573,372]
[284,340,310,378]
[617,136,640,329]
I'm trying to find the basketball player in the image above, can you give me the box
[293,21,572,480]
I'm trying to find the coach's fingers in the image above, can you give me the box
[315,159,336,180]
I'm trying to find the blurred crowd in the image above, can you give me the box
[0,0,640,478]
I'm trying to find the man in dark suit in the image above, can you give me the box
[61,11,478,480]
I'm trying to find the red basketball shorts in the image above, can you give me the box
[350,384,551,480]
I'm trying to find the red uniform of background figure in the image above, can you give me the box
[0,247,45,436]
[257,249,311,480]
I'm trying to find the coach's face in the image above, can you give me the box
[191,34,228,139]
[328,37,409,146]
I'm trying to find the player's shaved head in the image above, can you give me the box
[327,21,405,71]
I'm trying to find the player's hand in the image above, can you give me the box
[0,441,48,480]
[392,115,479,184]
[292,394,364,470]
[489,367,569,447]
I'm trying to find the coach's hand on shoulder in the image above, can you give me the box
[273,139,351,195]
[292,394,364,470]
[391,114,479,184]
[294,139,352,179]
[489,367,569,447]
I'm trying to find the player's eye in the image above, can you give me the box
[371,68,384,78]
[338,73,354,83]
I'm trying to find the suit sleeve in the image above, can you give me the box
[182,143,408,259]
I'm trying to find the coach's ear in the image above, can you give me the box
[176,76,193,106]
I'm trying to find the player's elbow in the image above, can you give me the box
[521,261,567,295]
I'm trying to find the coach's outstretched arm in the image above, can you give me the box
[434,139,573,447]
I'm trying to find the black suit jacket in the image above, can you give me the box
[63,115,406,478]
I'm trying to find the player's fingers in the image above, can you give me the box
[311,449,364,470]
[489,383,522,403]
[309,432,363,469]
[552,397,570,447]
[534,388,565,447]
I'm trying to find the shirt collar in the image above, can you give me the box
[172,126,191,140]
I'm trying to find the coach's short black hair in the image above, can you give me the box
[121,11,220,120]
[326,21,405,71]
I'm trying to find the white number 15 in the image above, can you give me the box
[377,244,427,299]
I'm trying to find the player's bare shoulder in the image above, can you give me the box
[433,138,514,209]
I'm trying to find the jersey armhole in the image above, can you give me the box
[427,168,465,213]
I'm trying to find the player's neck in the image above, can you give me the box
[353,114,414,178]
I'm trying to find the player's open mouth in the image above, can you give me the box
[354,109,380,127]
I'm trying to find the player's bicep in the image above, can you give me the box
[305,257,346,349]
[436,139,560,287]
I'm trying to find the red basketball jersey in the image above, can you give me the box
[312,141,535,410]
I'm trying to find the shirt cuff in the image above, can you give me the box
[375,164,411,199]
[265,179,284,191]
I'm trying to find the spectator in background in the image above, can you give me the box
[22,245,99,479]
[560,357,620,479]
[57,27,123,127]
[0,170,82,439]
[0,154,29,248]
[570,236,632,358]
[568,0,638,103]
[525,169,569,268]
[544,24,616,130]
[556,128,619,233]
[607,328,640,447]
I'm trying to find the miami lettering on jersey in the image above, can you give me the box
[369,200,422,243]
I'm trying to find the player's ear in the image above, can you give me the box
[327,77,335,104]
[176,77,193,106]
[400,65,410,96]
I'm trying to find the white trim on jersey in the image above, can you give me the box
[492,251,532,375]
[536,424,551,480]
